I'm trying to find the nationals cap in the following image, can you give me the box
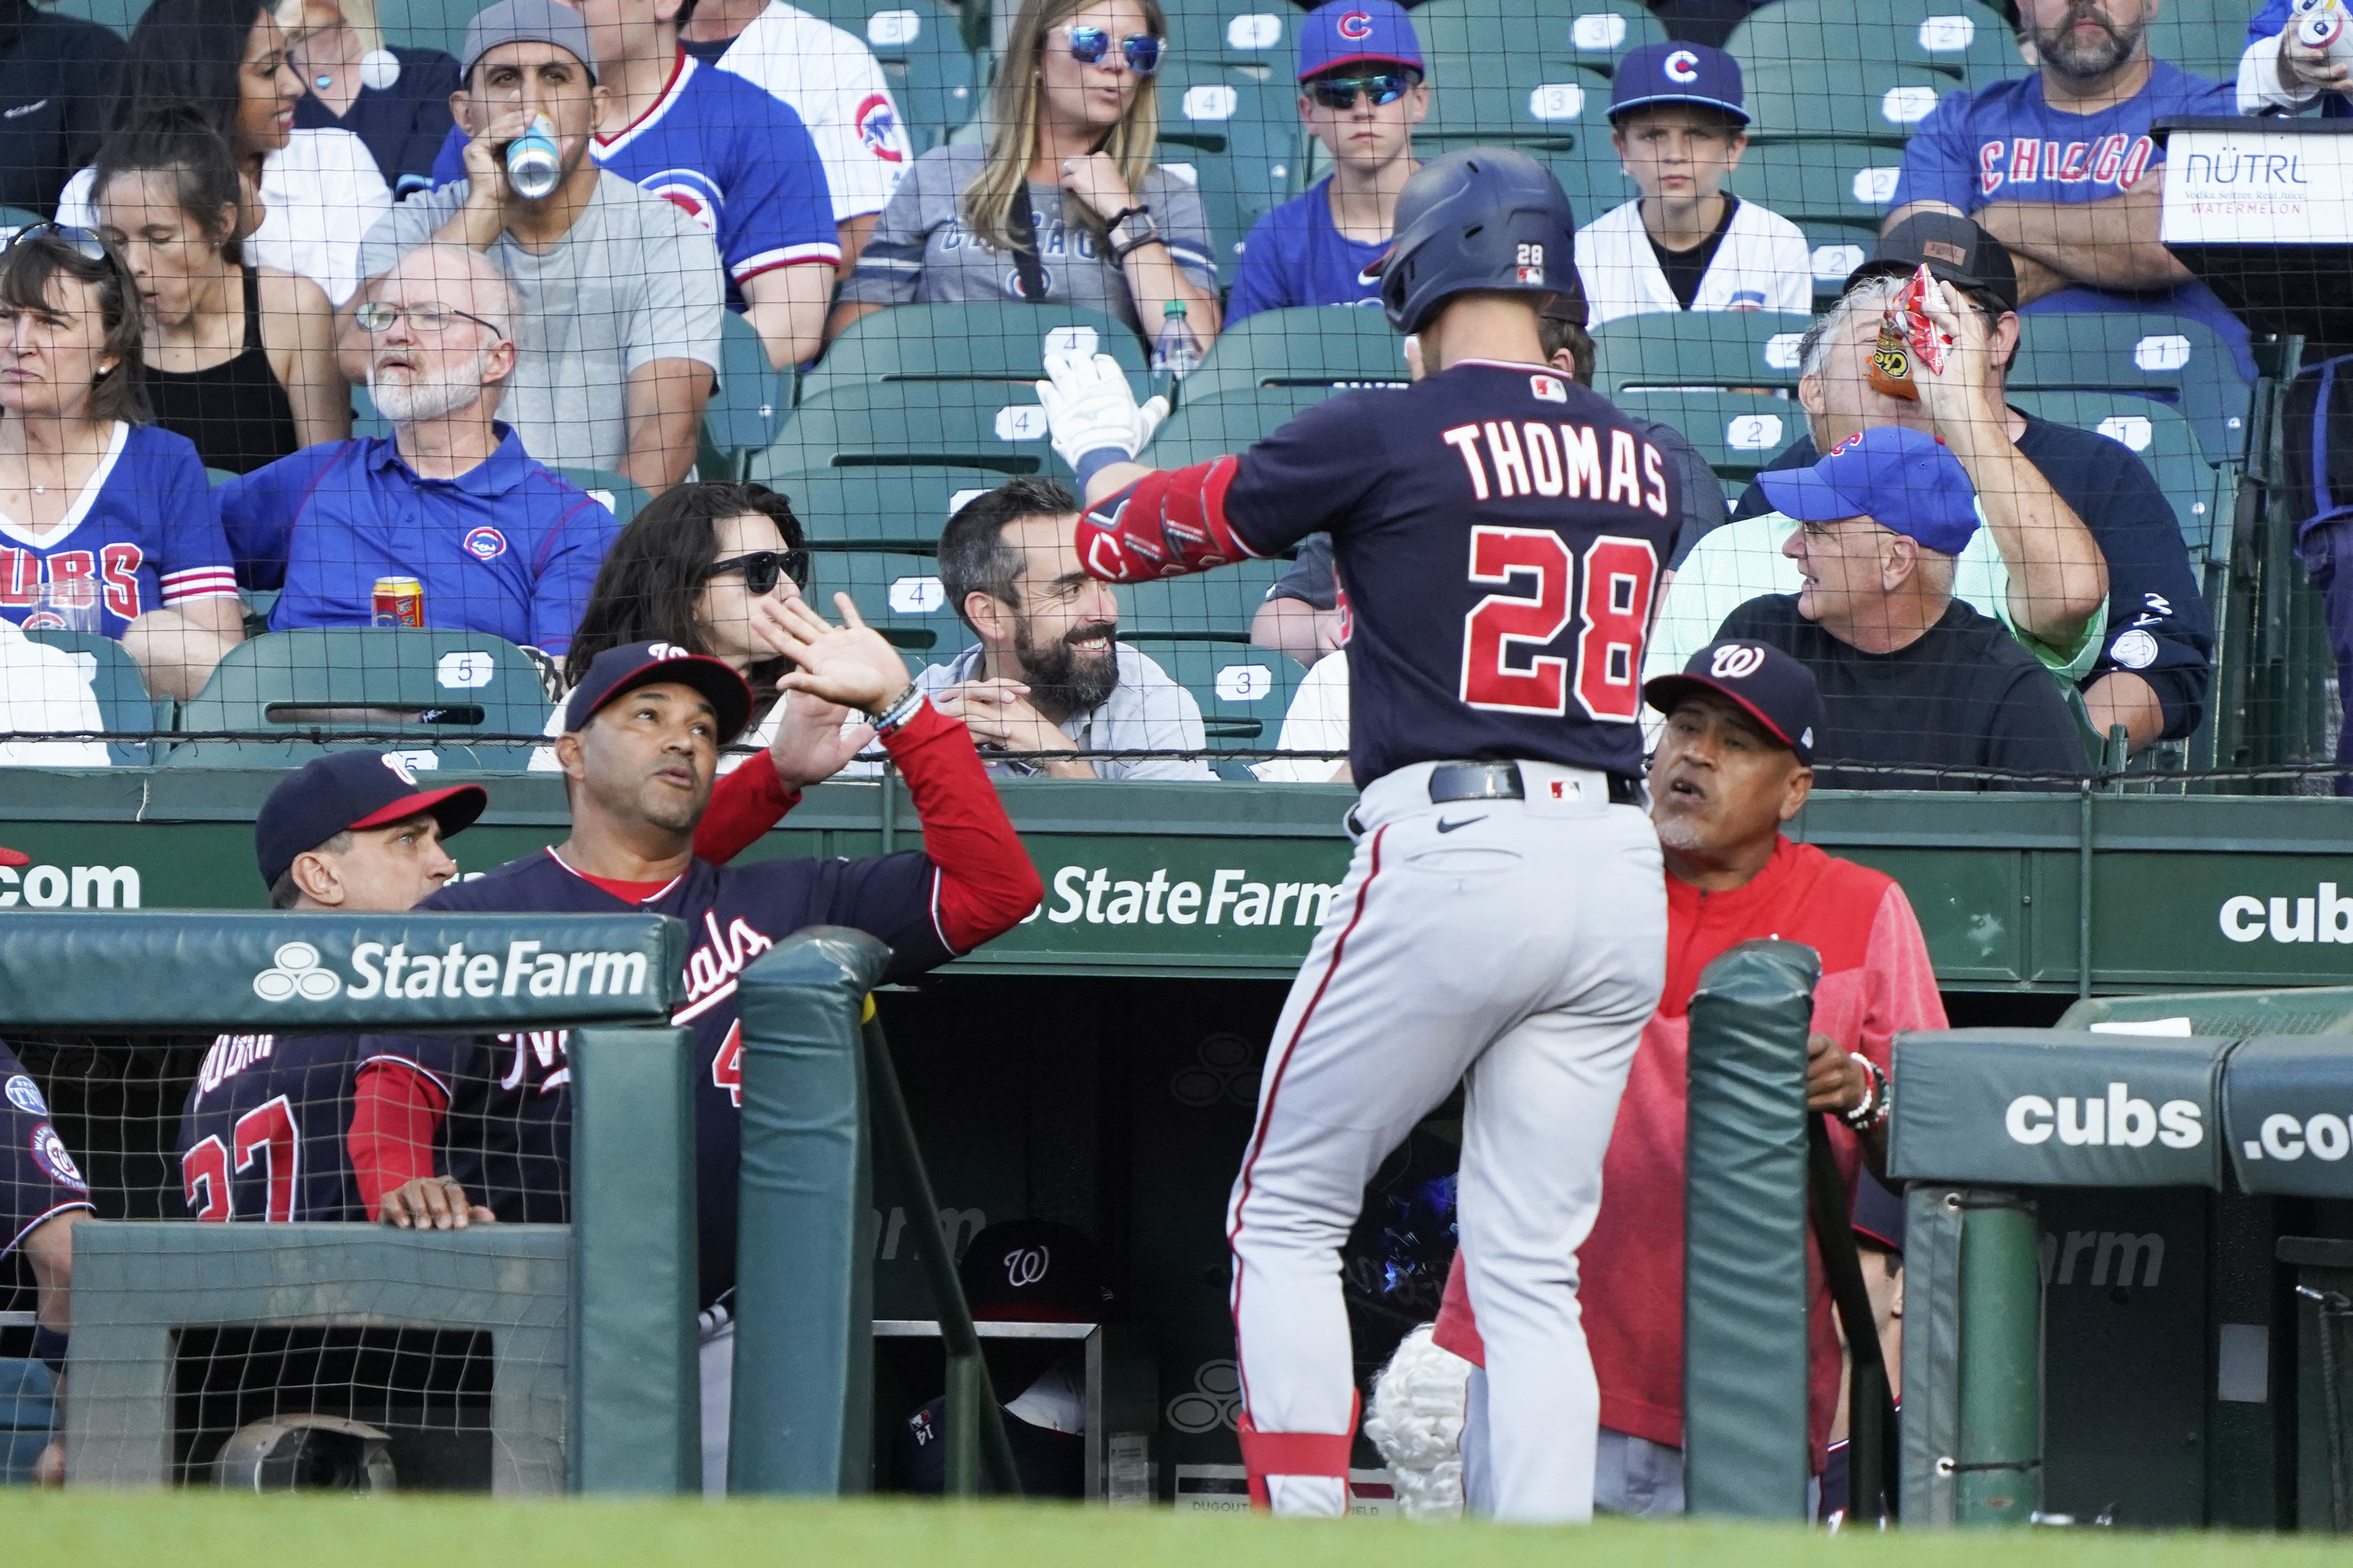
[462,0,597,83]
[255,751,488,889]
[958,1218,1113,1322]
[562,640,754,744]
[1609,41,1749,123]
[1758,426,1982,555]
[1297,0,1424,80]
[1846,210,2019,312]
[1644,639,1824,765]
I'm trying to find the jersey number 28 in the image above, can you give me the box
[1458,527,1658,719]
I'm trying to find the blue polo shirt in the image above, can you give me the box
[1227,177,1390,325]
[220,427,619,653]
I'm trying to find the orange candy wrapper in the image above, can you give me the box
[1867,263,1954,400]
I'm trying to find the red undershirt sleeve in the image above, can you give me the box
[878,697,1043,950]
[693,749,803,867]
[350,1059,449,1220]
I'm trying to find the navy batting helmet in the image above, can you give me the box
[1375,147,1576,335]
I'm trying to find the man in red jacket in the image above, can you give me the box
[1426,639,1945,1514]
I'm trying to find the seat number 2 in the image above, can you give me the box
[1458,527,1658,720]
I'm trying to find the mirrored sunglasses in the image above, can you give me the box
[1062,25,1163,74]
[1307,73,1417,109]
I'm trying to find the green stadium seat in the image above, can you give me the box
[769,380,1066,476]
[889,30,981,151]
[1411,0,1670,76]
[801,301,1149,403]
[2142,9,2253,82]
[2004,389,2219,557]
[758,465,1009,546]
[22,628,167,765]
[1589,310,1815,396]
[1726,137,1906,236]
[36,0,133,32]
[1182,305,1409,404]
[0,206,45,232]
[1602,388,1807,483]
[554,468,651,526]
[204,467,238,487]
[1143,384,1391,466]
[1118,636,1302,744]
[702,310,794,480]
[809,546,962,655]
[1740,61,1952,145]
[167,629,553,769]
[1157,68,1304,266]
[1727,0,2023,90]
[1116,558,1291,636]
[2003,312,2253,467]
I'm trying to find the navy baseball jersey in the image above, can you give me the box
[178,1033,366,1224]
[2,1041,93,1257]
[432,49,840,308]
[366,847,955,1306]
[1222,361,1681,784]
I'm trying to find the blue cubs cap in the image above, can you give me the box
[1758,426,1982,555]
[1643,639,1824,765]
[1297,0,1423,81]
[563,639,754,744]
[1608,42,1748,123]
[255,751,487,889]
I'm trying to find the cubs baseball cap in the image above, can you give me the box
[254,751,489,889]
[1608,42,1748,123]
[1296,0,1423,81]
[1758,426,1982,556]
[958,1218,1113,1322]
[462,0,597,83]
[562,639,755,745]
[1644,640,1824,765]
[1845,210,2019,312]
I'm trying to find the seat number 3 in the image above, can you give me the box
[1458,527,1658,719]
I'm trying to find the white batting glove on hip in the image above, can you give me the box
[1036,351,1169,471]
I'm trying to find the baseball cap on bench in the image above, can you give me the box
[562,639,755,745]
[1644,639,1823,765]
[255,751,489,889]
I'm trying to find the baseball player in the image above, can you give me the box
[348,611,1039,1486]
[177,752,489,1225]
[1037,147,1679,1521]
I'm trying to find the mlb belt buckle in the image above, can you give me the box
[1427,760,1643,807]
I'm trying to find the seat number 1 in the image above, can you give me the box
[1458,528,1657,720]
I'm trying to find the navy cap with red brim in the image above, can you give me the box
[562,639,755,744]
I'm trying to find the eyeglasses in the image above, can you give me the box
[354,300,507,340]
[1059,25,1163,75]
[1306,72,1418,109]
[702,548,811,596]
[3,223,111,265]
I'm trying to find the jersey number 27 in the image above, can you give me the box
[182,1096,299,1222]
[1458,527,1658,719]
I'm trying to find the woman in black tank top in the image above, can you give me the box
[90,106,347,475]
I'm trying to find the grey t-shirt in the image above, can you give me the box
[837,144,1216,333]
[354,171,726,474]
[914,641,1214,780]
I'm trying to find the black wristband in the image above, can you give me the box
[33,1324,67,1377]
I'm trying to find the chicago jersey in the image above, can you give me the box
[433,50,839,308]
[179,1033,366,1223]
[0,422,237,639]
[2,1040,93,1256]
[1222,361,1682,784]
[365,847,955,1306]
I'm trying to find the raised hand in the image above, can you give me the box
[767,592,915,715]
[766,687,878,788]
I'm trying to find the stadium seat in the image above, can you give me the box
[1143,384,1394,466]
[702,310,794,480]
[22,628,168,765]
[1740,61,1951,145]
[1726,0,2024,90]
[2004,389,2220,558]
[1117,558,1291,636]
[1601,388,1808,483]
[2142,8,2253,82]
[1182,305,1410,404]
[1724,138,1904,239]
[801,301,1149,404]
[1157,67,1304,266]
[0,206,44,233]
[889,27,982,151]
[1589,310,1814,397]
[0,1359,55,1485]
[167,629,553,769]
[810,546,962,655]
[759,464,1009,546]
[2003,312,2254,467]
[1119,636,1303,745]
[555,468,651,527]
[204,467,238,488]
[769,380,1067,476]
[377,0,475,59]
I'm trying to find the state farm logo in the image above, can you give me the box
[2003,1081,2203,1148]
[254,941,343,1002]
[251,937,650,1003]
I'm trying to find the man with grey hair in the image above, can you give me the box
[1678,215,2211,751]
[221,243,622,656]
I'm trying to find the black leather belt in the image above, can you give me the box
[1427,760,1643,807]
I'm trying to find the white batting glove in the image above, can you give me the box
[1036,351,1169,471]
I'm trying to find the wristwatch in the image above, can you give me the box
[1107,205,1159,259]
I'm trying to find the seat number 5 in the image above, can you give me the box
[1458,528,1657,720]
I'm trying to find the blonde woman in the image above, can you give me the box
[829,0,1218,351]
[278,0,460,196]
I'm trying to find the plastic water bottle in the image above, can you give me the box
[505,115,561,201]
[1153,299,1200,379]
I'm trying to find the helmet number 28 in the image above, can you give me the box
[1457,527,1656,720]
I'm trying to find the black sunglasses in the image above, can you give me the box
[3,223,111,266]
[1307,72,1418,110]
[702,548,811,596]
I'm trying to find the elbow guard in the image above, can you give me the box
[1076,457,1261,582]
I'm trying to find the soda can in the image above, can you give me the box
[373,576,425,628]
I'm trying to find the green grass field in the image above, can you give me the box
[6,1493,2351,1568]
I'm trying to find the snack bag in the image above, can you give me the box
[1867,263,1954,399]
